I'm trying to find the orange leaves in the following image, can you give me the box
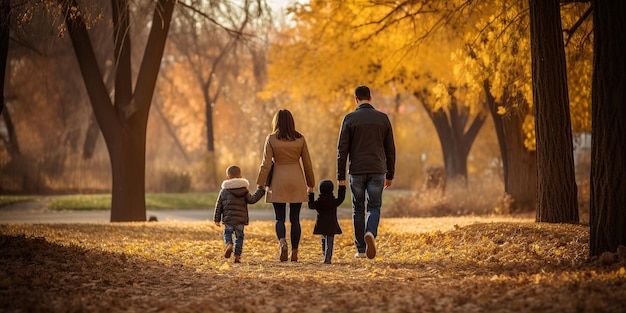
[2,218,626,312]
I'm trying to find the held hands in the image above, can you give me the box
[338,180,347,186]
[307,186,314,193]
[385,179,392,189]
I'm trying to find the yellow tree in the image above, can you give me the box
[266,1,489,186]
[433,0,590,212]
[442,0,537,212]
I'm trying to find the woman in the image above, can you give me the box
[257,109,315,262]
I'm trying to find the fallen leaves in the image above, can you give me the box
[1,217,625,312]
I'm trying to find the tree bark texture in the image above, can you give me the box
[529,0,578,223]
[589,0,626,256]
[484,80,537,213]
[64,0,175,221]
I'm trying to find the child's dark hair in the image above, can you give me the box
[226,165,241,178]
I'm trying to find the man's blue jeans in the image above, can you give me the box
[224,224,245,256]
[350,173,385,253]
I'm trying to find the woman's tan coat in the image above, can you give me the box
[257,134,315,203]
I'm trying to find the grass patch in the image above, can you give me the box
[48,194,112,210]
[0,195,39,207]
[46,193,218,210]
[145,193,216,210]
[3,189,407,211]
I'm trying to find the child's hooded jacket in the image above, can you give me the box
[214,178,265,225]
[308,180,345,235]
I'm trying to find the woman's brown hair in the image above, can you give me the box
[272,109,302,141]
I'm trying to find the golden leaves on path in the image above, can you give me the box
[1,218,625,312]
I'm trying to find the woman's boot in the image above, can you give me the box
[290,249,298,262]
[279,238,288,262]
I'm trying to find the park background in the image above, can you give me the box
[0,0,594,220]
[2,1,626,312]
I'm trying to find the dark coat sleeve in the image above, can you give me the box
[247,187,266,204]
[308,192,315,209]
[384,117,396,180]
[335,185,346,207]
[337,116,350,181]
[213,190,226,223]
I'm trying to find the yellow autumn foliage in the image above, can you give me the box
[266,0,592,154]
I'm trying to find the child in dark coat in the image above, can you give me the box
[214,165,265,263]
[308,179,346,264]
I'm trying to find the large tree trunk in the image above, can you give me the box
[484,80,537,213]
[529,0,578,223]
[589,0,626,256]
[64,0,175,221]
[109,113,149,222]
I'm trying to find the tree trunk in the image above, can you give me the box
[64,0,175,221]
[203,85,215,152]
[417,92,486,182]
[529,0,578,223]
[82,113,100,159]
[0,0,8,116]
[589,0,626,256]
[484,80,537,213]
[1,108,20,157]
[109,115,148,222]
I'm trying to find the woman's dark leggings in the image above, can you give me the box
[273,202,302,249]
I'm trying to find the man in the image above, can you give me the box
[337,85,396,259]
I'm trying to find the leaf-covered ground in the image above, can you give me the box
[1,217,625,312]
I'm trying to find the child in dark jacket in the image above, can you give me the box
[308,179,346,264]
[214,165,265,263]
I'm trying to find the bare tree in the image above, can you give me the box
[62,0,176,221]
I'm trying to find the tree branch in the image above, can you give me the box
[563,5,592,46]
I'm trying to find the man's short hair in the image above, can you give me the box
[354,85,371,101]
[226,165,241,178]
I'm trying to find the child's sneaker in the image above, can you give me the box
[354,252,366,258]
[234,255,241,263]
[364,232,376,259]
[224,243,233,258]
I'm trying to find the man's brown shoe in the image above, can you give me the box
[364,232,376,259]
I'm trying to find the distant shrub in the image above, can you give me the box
[161,169,192,193]
[386,178,509,217]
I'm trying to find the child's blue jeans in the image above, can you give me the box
[224,224,245,256]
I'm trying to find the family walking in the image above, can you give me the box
[214,85,396,264]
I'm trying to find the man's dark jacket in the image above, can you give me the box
[337,103,395,181]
